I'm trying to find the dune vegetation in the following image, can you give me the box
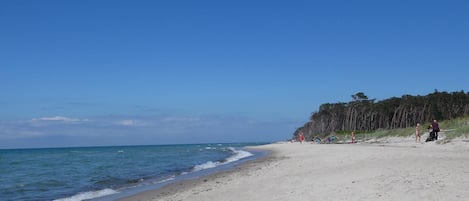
[294,90,469,143]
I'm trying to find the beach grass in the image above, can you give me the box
[440,116,469,140]
[333,127,414,143]
[333,116,469,143]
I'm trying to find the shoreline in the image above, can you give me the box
[116,144,277,201]
[88,145,270,201]
[117,137,469,201]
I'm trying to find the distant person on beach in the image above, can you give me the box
[313,136,321,144]
[425,124,436,142]
[351,131,356,143]
[432,120,440,140]
[326,136,337,144]
[298,132,305,144]
[415,123,421,143]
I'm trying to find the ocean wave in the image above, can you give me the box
[53,188,117,201]
[192,147,253,172]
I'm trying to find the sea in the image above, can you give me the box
[0,143,268,201]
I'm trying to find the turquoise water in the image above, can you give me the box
[0,143,266,201]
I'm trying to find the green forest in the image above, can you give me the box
[294,90,469,141]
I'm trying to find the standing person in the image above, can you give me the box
[432,120,440,140]
[351,131,356,144]
[298,132,305,144]
[415,123,421,143]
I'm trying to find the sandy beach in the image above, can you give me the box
[119,134,469,201]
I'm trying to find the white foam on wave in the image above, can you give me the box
[156,176,176,184]
[192,161,218,171]
[53,188,118,201]
[224,147,254,163]
[192,147,253,172]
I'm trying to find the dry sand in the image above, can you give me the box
[119,133,469,201]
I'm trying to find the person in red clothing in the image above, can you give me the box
[298,132,305,144]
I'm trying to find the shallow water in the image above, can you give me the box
[0,143,267,201]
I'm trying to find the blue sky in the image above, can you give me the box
[1,0,468,148]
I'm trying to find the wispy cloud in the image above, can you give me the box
[118,119,147,127]
[0,114,292,148]
[33,116,89,122]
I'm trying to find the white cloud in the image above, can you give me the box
[33,116,88,122]
[118,119,146,127]
[0,113,291,148]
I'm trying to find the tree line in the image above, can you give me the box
[294,90,469,140]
